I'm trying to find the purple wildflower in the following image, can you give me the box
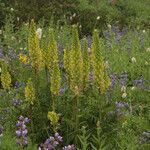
[59,88,66,95]
[119,73,128,86]
[12,99,22,107]
[40,133,63,150]
[109,74,118,91]
[115,101,129,109]
[139,131,150,144]
[7,49,17,59]
[14,81,22,88]
[16,116,30,147]
[63,144,75,150]
[133,79,144,88]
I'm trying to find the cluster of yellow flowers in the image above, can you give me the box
[19,53,29,64]
[27,23,110,128]
[64,26,84,95]
[25,78,36,105]
[42,29,61,96]
[64,27,110,95]
[28,20,43,72]
[91,30,110,94]
[0,64,11,90]
[47,111,59,132]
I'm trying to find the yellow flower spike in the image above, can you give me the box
[47,111,59,132]
[91,30,110,94]
[25,78,36,105]
[82,38,90,90]
[0,64,11,90]
[45,29,61,96]
[28,20,43,72]
[66,25,83,94]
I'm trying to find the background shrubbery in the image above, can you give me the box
[0,0,150,35]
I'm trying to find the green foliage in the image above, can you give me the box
[0,0,150,35]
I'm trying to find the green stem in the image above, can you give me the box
[52,95,55,111]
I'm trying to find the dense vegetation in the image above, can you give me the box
[0,0,150,35]
[0,0,150,150]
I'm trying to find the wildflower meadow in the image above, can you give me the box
[0,0,150,150]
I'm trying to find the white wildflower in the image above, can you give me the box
[145,61,148,65]
[131,57,136,63]
[131,86,136,91]
[143,30,146,33]
[105,61,109,69]
[0,67,1,73]
[121,86,126,92]
[107,24,111,29]
[11,36,15,40]
[25,23,29,26]
[72,13,76,17]
[17,17,19,21]
[122,93,127,99]
[88,48,91,53]
[10,8,14,11]
[36,28,42,39]
[0,30,2,35]
[70,16,73,21]
[97,16,100,20]
[146,48,150,52]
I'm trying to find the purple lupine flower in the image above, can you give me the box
[12,99,22,107]
[40,133,63,150]
[8,49,17,59]
[115,101,129,109]
[14,81,22,88]
[115,109,123,118]
[139,131,150,144]
[114,101,131,118]
[54,132,63,142]
[133,79,144,88]
[16,116,30,148]
[109,74,118,91]
[59,88,66,95]
[63,144,75,150]
[119,73,128,86]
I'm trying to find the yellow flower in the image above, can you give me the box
[91,30,110,94]
[1,68,11,90]
[25,78,36,105]
[64,25,84,95]
[28,20,43,72]
[47,111,59,132]
[19,53,29,64]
